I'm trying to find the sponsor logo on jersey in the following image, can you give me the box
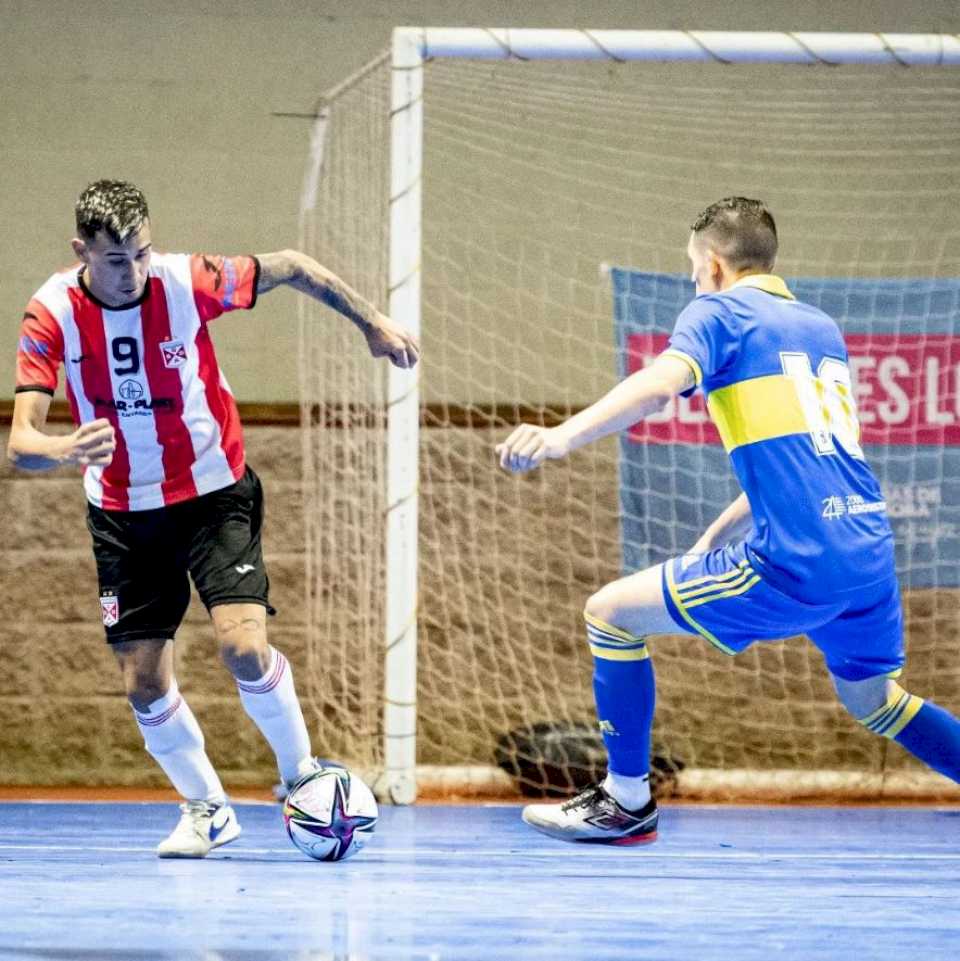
[100,594,119,627]
[95,379,175,417]
[118,379,144,401]
[94,396,176,415]
[160,339,188,368]
[822,496,846,520]
[823,494,886,520]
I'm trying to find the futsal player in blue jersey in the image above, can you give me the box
[497,197,960,844]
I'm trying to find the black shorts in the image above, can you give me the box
[87,466,275,644]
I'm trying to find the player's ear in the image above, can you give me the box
[71,237,89,263]
[706,249,725,285]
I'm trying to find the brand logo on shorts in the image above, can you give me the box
[235,564,255,575]
[160,339,188,368]
[100,594,120,627]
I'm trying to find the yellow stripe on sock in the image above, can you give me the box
[584,612,649,660]
[858,683,925,739]
[884,695,924,737]
[583,612,641,644]
[859,684,907,728]
[589,643,650,661]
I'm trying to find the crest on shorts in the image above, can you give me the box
[100,594,120,627]
[160,339,187,368]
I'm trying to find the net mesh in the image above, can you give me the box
[299,52,960,800]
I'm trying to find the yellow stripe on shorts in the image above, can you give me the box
[674,559,751,593]
[683,573,762,610]
[664,562,737,656]
[676,564,756,603]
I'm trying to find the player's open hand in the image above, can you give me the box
[496,424,569,474]
[365,313,420,369]
[65,418,116,466]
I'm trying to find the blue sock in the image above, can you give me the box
[585,613,655,777]
[894,702,960,782]
[860,684,960,782]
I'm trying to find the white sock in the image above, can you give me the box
[236,646,312,785]
[133,681,226,804]
[603,771,651,811]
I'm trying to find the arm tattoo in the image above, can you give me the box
[256,251,377,331]
[256,256,291,294]
[309,276,376,332]
[217,617,262,636]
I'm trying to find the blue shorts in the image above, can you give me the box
[661,542,904,681]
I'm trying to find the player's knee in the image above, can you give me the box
[124,672,171,713]
[214,617,270,677]
[832,673,893,720]
[584,586,624,629]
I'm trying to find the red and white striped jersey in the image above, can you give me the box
[15,253,260,511]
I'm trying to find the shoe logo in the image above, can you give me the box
[235,564,255,575]
[209,810,230,842]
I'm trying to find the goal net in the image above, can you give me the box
[298,30,960,801]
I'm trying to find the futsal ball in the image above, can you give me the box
[283,767,378,862]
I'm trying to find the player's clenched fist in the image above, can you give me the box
[365,313,421,369]
[496,424,569,474]
[66,418,116,466]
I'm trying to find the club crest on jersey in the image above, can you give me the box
[160,339,187,368]
[99,594,120,627]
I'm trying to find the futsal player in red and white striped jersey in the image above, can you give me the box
[9,180,419,857]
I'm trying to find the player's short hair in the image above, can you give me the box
[690,197,778,272]
[75,180,149,244]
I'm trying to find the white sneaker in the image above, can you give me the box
[156,801,241,859]
[272,757,345,803]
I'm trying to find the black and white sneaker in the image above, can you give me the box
[522,784,659,845]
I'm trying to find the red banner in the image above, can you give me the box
[626,333,960,446]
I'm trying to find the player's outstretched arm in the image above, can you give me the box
[7,391,116,472]
[690,492,753,553]
[255,250,420,369]
[497,353,695,474]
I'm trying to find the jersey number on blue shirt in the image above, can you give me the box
[780,352,864,460]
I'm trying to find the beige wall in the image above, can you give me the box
[2,0,959,402]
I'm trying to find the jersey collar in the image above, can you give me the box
[77,267,152,312]
[727,274,795,300]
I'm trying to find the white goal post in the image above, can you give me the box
[302,29,960,804]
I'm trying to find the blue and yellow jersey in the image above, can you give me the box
[664,274,895,601]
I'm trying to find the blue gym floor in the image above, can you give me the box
[1,802,959,961]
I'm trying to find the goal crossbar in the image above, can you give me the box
[399,28,960,65]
